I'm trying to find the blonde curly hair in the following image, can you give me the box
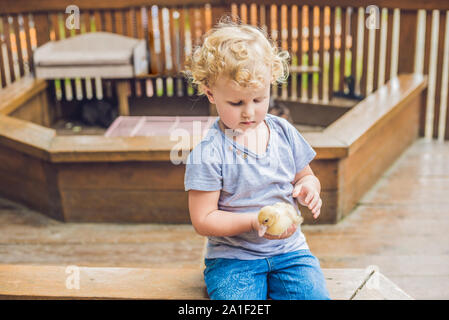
[184,18,290,95]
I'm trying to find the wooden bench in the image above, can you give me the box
[0,264,412,300]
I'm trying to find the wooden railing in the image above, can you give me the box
[0,0,448,140]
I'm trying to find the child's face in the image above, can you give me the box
[203,72,271,133]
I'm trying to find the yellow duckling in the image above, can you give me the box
[257,202,304,237]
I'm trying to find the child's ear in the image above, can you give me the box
[202,85,215,104]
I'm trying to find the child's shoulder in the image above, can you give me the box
[265,113,298,137]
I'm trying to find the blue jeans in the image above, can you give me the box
[204,249,330,300]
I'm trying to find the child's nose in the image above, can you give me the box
[242,104,255,118]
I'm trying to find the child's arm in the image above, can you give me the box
[188,190,258,237]
[292,165,322,219]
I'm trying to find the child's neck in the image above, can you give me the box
[218,119,270,155]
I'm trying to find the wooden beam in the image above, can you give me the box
[0,265,412,300]
[0,1,228,14]
[226,1,449,11]
[2,0,449,15]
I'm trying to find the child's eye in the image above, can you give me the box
[229,101,242,106]
[254,99,261,103]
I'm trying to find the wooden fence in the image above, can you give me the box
[0,0,448,140]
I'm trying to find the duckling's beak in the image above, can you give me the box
[258,225,267,237]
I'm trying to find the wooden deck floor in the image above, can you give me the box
[0,138,448,299]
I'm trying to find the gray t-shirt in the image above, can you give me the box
[184,114,316,260]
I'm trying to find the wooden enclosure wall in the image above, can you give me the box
[0,0,448,140]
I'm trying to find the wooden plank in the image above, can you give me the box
[3,15,16,83]
[372,13,381,92]
[147,6,159,74]
[32,13,51,46]
[158,6,167,74]
[318,6,325,101]
[328,6,335,100]
[0,264,208,299]
[0,143,47,182]
[114,9,124,35]
[350,6,358,89]
[22,14,33,74]
[296,5,303,100]
[0,76,47,115]
[325,74,427,153]
[384,8,393,83]
[2,0,448,14]
[0,265,405,300]
[9,90,48,125]
[398,10,418,74]
[11,15,25,77]
[433,11,446,138]
[307,5,314,100]
[103,10,114,33]
[50,13,60,40]
[0,114,54,160]
[339,7,347,93]
[360,10,369,97]
[60,189,190,223]
[339,95,422,217]
[93,10,103,31]
[0,16,8,87]
[48,135,193,162]
[57,162,185,190]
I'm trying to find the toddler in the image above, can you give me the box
[184,18,330,300]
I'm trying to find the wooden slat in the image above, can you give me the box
[339,7,347,93]
[398,10,418,74]
[50,13,60,40]
[384,8,393,83]
[296,5,303,100]
[325,74,427,153]
[22,14,33,71]
[125,7,134,37]
[0,17,8,87]
[11,15,25,77]
[33,13,51,46]
[103,10,114,33]
[423,10,437,138]
[93,10,103,31]
[0,264,411,300]
[1,0,448,14]
[350,6,358,92]
[307,5,314,100]
[3,16,16,83]
[82,11,92,33]
[57,162,185,190]
[114,9,125,35]
[372,11,381,92]
[328,6,335,100]
[360,10,369,97]
[135,7,144,39]
[318,6,325,101]
[433,11,446,138]
[0,264,208,299]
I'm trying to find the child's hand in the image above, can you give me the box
[263,223,297,240]
[251,213,297,240]
[292,182,322,219]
